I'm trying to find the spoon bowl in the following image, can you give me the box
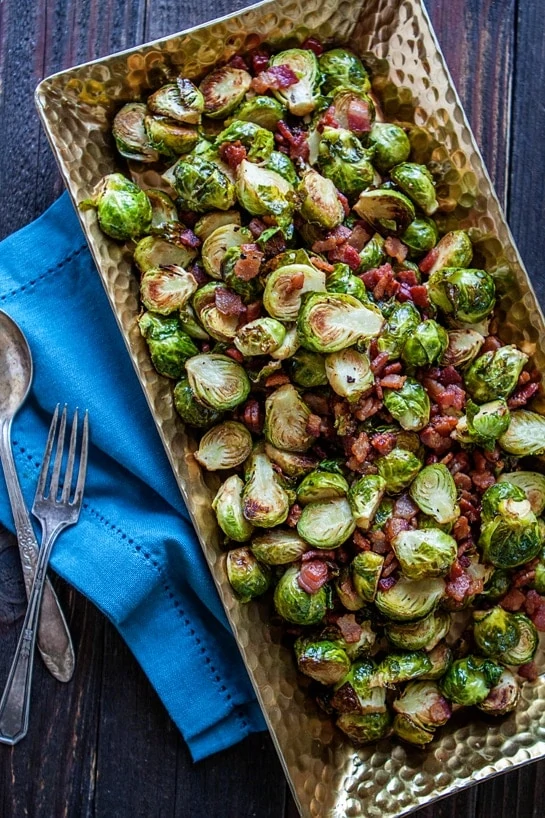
[0,310,33,421]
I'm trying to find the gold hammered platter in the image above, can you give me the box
[35,0,545,815]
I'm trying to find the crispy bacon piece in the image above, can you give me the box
[189,262,209,286]
[353,396,381,422]
[470,470,495,493]
[228,54,249,70]
[410,284,429,308]
[249,48,269,74]
[396,268,419,286]
[312,225,352,253]
[508,382,539,409]
[383,362,403,376]
[328,243,361,270]
[252,64,298,93]
[518,661,539,681]
[384,236,408,264]
[381,557,399,578]
[302,549,337,562]
[436,384,466,411]
[286,503,303,528]
[481,334,503,353]
[275,120,310,161]
[347,97,373,134]
[337,191,350,217]
[306,413,322,437]
[225,347,244,363]
[380,374,406,390]
[350,431,371,463]
[453,516,470,542]
[337,614,363,643]
[370,431,397,456]
[298,560,329,594]
[378,576,397,592]
[265,373,290,388]
[385,517,411,541]
[218,140,247,169]
[500,588,526,612]
[347,223,371,251]
[241,400,263,434]
[302,36,324,55]
[310,256,335,274]
[233,244,264,280]
[393,494,419,520]
[248,218,266,238]
[419,247,439,274]
[353,530,371,551]
[215,287,245,316]
[371,352,390,375]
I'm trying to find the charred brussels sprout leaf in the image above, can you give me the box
[112,103,159,162]
[400,216,438,256]
[212,475,254,542]
[236,159,294,227]
[185,353,250,410]
[194,421,253,470]
[148,79,204,124]
[376,448,423,494]
[428,267,496,324]
[348,474,386,530]
[230,95,286,130]
[499,410,545,456]
[235,318,286,357]
[383,378,431,432]
[385,611,450,652]
[332,659,385,712]
[138,312,198,378]
[409,464,460,525]
[316,127,375,202]
[499,472,545,516]
[226,547,270,602]
[264,443,318,478]
[201,223,252,279]
[173,377,224,428]
[297,292,384,353]
[440,329,485,368]
[242,449,290,528]
[336,711,391,744]
[251,530,308,564]
[477,668,521,715]
[298,169,345,230]
[401,320,448,367]
[318,48,371,95]
[264,384,315,452]
[354,188,416,236]
[270,48,320,116]
[440,656,502,706]
[81,173,152,241]
[263,264,326,322]
[140,266,198,314]
[367,122,410,173]
[390,162,438,216]
[297,497,356,548]
[171,154,236,212]
[294,637,351,685]
[375,576,445,622]
[297,471,350,505]
[325,348,374,402]
[352,551,384,602]
[377,302,421,359]
[374,651,432,688]
[199,66,252,118]
[145,116,199,157]
[423,229,473,276]
[289,349,328,387]
[216,120,274,162]
[358,233,386,272]
[472,606,519,658]
[274,564,328,625]
[392,528,457,579]
[464,345,528,403]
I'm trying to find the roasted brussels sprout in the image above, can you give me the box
[234,317,286,357]
[269,324,300,361]
[236,159,294,227]
[354,189,416,236]
[420,641,453,680]
[199,65,252,118]
[351,551,384,602]
[242,448,290,528]
[226,546,270,602]
[440,329,485,368]
[422,229,473,277]
[348,474,387,530]
[501,613,538,665]
[460,399,511,449]
[318,48,371,95]
[212,475,254,542]
[374,651,432,688]
[390,162,438,216]
[400,217,439,257]
[112,103,159,162]
[392,713,434,746]
[376,302,421,359]
[332,659,385,712]
[358,233,386,272]
[194,209,241,240]
[264,384,315,452]
[201,223,252,279]
[473,606,519,658]
[288,349,328,387]
[251,530,308,564]
[326,263,369,302]
[138,312,199,379]
[145,189,179,234]
[376,447,423,494]
[148,78,204,124]
[298,169,345,229]
[499,472,545,515]
[297,497,356,549]
[230,95,286,130]
[336,711,391,744]
[325,348,374,402]
[170,152,236,212]
[294,637,351,685]
[409,464,460,525]
[273,564,328,625]
[499,410,545,456]
[216,120,275,162]
[440,655,503,706]
[463,345,528,403]
[392,681,451,746]
[134,235,197,273]
[477,668,521,715]
[335,567,366,612]
[428,267,496,324]
[270,48,320,116]
[401,320,448,367]
[81,173,152,240]
[263,264,326,322]
[385,610,450,652]
[297,292,384,353]
[316,127,375,201]
[383,378,431,432]
[264,443,318,478]
[194,421,253,470]
[140,265,198,314]
[173,377,223,428]
[192,282,242,342]
[375,576,445,622]
[185,353,250,410]
[144,116,200,157]
[297,471,350,504]
[367,122,410,173]
[479,483,542,568]
[392,528,457,580]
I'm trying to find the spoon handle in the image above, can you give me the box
[0,420,75,683]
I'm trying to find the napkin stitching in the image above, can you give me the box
[0,245,87,302]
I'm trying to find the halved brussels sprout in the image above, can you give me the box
[140,266,198,315]
[481,481,526,523]
[348,475,387,530]
[298,169,345,230]
[392,713,435,746]
[390,162,438,216]
[499,410,545,456]
[351,551,384,602]
[473,606,519,658]
[428,267,496,324]
[439,655,502,706]
[376,302,421,359]
[263,264,326,323]
[144,116,199,157]
[134,235,198,273]
[464,345,528,403]
[383,378,431,432]
[440,329,485,368]
[251,530,308,564]
[297,497,356,548]
[393,681,451,742]
[226,546,270,602]
[331,89,375,133]
[216,120,275,162]
[332,659,385,712]
[273,564,328,625]
[264,384,315,452]
[326,263,369,303]
[501,613,538,665]
[376,448,423,494]
[476,568,512,604]
[325,348,374,402]
[212,475,254,542]
[201,223,252,279]
[288,349,328,387]
[373,651,433,688]
[173,377,223,428]
[297,471,350,505]
[479,484,542,568]
[354,189,415,236]
[81,173,152,241]
[499,472,545,516]
[401,320,448,367]
[392,528,457,580]
[374,576,445,622]
[236,159,294,227]
[171,154,236,213]
[477,668,521,715]
[409,464,460,525]
[367,122,410,173]
[335,567,366,612]
[194,421,253,470]
[264,442,318,478]
[230,95,286,130]
[336,712,391,744]
[463,399,511,449]
[185,353,250,410]
[138,312,198,378]
[385,610,450,652]
[199,66,252,118]
[220,245,263,303]
[294,637,351,685]
[192,282,240,343]
[112,103,159,162]
[235,317,286,357]
[420,641,453,681]
[194,210,242,240]
[269,324,300,361]
[269,48,320,116]
[148,79,204,124]
[422,230,473,277]
[400,216,439,256]
[297,292,384,353]
[145,189,179,234]
[358,233,386,273]
[242,449,290,528]
[316,127,375,201]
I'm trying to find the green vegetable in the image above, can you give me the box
[199,65,252,118]
[226,546,270,602]
[367,122,410,173]
[297,471,349,505]
[392,528,457,579]
[390,162,438,216]
[354,189,416,236]
[297,497,356,548]
[171,154,236,213]
[499,410,545,456]
[264,384,315,452]
[81,173,152,240]
[298,169,345,229]
[294,637,351,685]
[140,265,198,314]
[112,103,159,162]
[212,475,254,542]
[375,576,445,622]
[477,669,520,715]
[377,302,421,359]
[440,656,503,706]
[348,474,386,530]
[351,551,384,602]
[317,127,375,201]
[242,449,290,528]
[318,48,371,95]
[325,348,374,402]
[201,223,252,279]
[138,312,198,378]
[270,48,320,116]
[428,267,496,324]
[251,530,308,564]
[216,120,274,162]
[194,421,253,471]
[464,345,528,403]
[148,78,204,124]
[409,464,459,525]
[185,353,250,410]
[230,96,286,130]
[172,377,223,428]
[235,318,286,357]
[376,448,423,494]
[274,565,328,625]
[383,378,431,432]
[400,217,439,256]
[297,292,384,353]
[401,320,448,367]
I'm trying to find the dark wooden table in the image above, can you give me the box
[1,0,544,815]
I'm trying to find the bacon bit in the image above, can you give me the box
[228,54,249,70]
[513,567,536,589]
[472,451,488,473]
[248,219,266,239]
[318,105,340,131]
[306,413,322,437]
[225,347,244,363]
[419,247,439,274]
[371,264,398,300]
[312,225,352,253]
[420,421,455,453]
[445,569,472,603]
[370,432,397,456]
[264,372,290,389]
[275,120,309,161]
[393,494,419,521]
[481,335,503,353]
[176,209,199,228]
[351,431,371,463]
[298,560,330,594]
[245,302,262,324]
[337,191,350,217]
[360,267,380,289]
[453,516,470,542]
[370,352,390,375]
[301,549,337,562]
[214,287,246,316]
[381,557,399,578]
[384,517,410,542]
[433,365,463,385]
[242,399,263,434]
[353,530,371,551]
[334,400,357,437]
[353,396,381,422]
[336,613,363,643]
[347,97,373,134]
[303,393,330,416]
[260,231,287,259]
[508,382,539,409]
[436,384,466,411]
[383,362,403,376]
[396,283,413,303]
[453,473,472,492]
[470,470,495,493]
[347,223,372,252]
[384,236,408,264]
[284,270,305,295]
[518,371,532,385]
[525,590,545,630]
[396,268,419,286]
[374,379,383,400]
[410,284,429,308]
[218,140,247,169]
[519,661,539,681]
[380,374,407,390]
[189,262,209,286]
[500,588,527,612]
[233,244,264,281]
[378,576,397,592]
[328,243,361,271]
[302,36,324,55]
[310,256,335,274]
[286,503,303,528]
[249,48,270,74]
[163,224,202,249]
[252,64,298,93]
[368,530,389,554]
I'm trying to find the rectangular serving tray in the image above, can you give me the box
[35,1,545,815]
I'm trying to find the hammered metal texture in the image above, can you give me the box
[35,1,545,816]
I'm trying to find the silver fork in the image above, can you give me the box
[0,405,89,745]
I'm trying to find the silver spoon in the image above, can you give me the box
[0,310,75,682]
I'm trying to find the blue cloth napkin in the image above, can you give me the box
[0,192,265,760]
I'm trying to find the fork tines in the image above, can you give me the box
[34,404,89,508]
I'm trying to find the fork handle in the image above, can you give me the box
[0,521,64,745]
